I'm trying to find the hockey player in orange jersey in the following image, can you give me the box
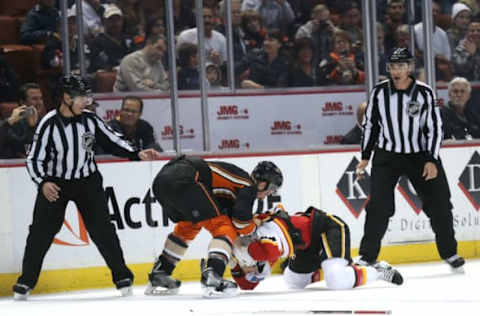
[231,205,404,291]
[146,155,283,297]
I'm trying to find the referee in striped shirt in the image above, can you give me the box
[355,48,465,271]
[13,75,161,300]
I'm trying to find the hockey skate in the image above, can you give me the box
[374,263,403,285]
[115,278,133,297]
[201,267,238,298]
[13,283,30,301]
[446,255,465,273]
[144,271,181,295]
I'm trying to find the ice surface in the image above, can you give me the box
[2,259,479,316]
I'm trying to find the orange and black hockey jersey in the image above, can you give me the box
[206,161,257,234]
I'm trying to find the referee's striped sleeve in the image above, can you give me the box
[26,113,54,186]
[91,113,139,159]
[424,87,442,161]
[361,86,380,160]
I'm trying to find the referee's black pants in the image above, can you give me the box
[17,172,133,289]
[359,149,458,263]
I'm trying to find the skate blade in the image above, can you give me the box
[201,286,238,298]
[450,266,465,274]
[144,283,179,296]
[120,286,133,297]
[13,292,29,301]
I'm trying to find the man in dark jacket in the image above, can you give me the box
[107,96,162,152]
[88,4,134,73]
[341,101,367,144]
[441,77,480,140]
[20,0,59,45]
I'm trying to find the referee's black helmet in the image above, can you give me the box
[61,74,92,96]
[388,47,414,63]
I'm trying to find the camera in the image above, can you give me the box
[22,106,35,118]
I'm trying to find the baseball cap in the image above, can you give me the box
[103,4,123,19]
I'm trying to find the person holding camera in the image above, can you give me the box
[0,83,44,159]
[295,4,338,65]
[317,30,365,86]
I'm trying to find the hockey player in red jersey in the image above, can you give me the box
[231,205,404,291]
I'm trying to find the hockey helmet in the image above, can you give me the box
[61,74,92,97]
[388,47,414,63]
[251,161,283,192]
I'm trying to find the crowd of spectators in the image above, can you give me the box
[2,0,478,95]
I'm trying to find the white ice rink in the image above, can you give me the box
[2,259,479,316]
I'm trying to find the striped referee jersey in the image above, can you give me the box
[26,109,138,185]
[361,77,443,161]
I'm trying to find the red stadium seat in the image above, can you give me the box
[0,16,20,45]
[0,0,37,17]
[95,70,118,93]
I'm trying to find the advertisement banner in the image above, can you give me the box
[97,91,361,152]
[4,145,480,274]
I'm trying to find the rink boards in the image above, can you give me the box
[1,145,480,296]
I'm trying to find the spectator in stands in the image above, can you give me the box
[383,0,407,53]
[19,83,46,119]
[42,9,90,74]
[145,16,166,38]
[339,2,363,48]
[460,0,480,20]
[206,63,224,88]
[114,34,169,92]
[71,0,105,39]
[0,107,33,158]
[0,55,19,102]
[239,29,289,89]
[177,43,200,90]
[0,83,43,158]
[88,4,134,73]
[295,4,338,65]
[377,23,388,79]
[317,30,365,86]
[107,96,162,152]
[393,25,425,79]
[240,10,266,52]
[287,37,320,87]
[205,0,222,28]
[414,1,452,65]
[452,20,480,80]
[241,0,295,36]
[177,7,227,66]
[217,0,247,63]
[20,0,59,45]
[286,0,324,34]
[341,101,367,145]
[447,3,472,49]
[115,0,145,39]
[441,77,480,140]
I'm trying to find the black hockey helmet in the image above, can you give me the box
[60,74,92,97]
[251,161,283,192]
[388,47,414,63]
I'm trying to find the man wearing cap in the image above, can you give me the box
[12,75,162,300]
[355,48,465,273]
[89,4,134,73]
